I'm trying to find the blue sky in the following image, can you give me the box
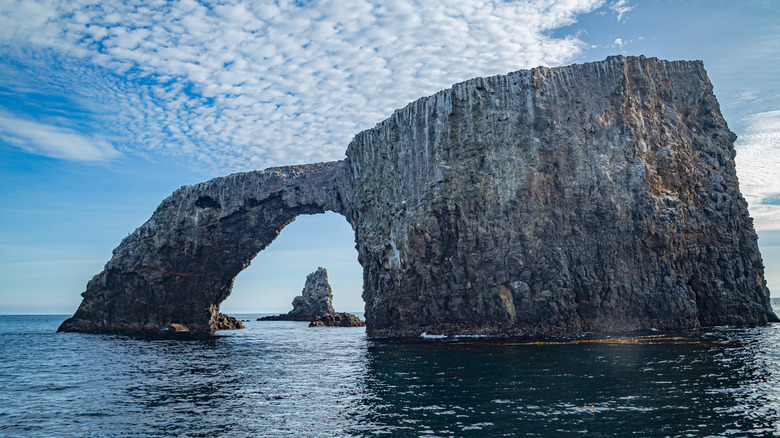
[1,0,778,314]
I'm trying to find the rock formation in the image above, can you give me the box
[310,313,366,327]
[258,267,336,321]
[258,267,365,326]
[59,56,778,338]
[212,313,245,330]
[58,162,349,334]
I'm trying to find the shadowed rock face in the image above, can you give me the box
[59,56,778,337]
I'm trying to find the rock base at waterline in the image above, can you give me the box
[309,313,366,327]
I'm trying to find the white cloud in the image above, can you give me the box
[0,0,59,41]
[609,0,634,22]
[0,112,121,162]
[613,38,624,47]
[0,0,606,171]
[735,110,780,230]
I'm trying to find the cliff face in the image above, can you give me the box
[350,55,776,337]
[59,56,778,337]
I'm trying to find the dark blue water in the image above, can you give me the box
[2,311,780,437]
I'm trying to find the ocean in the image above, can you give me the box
[1,305,779,437]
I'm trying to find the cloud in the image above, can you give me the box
[609,0,634,22]
[0,0,606,172]
[612,38,624,47]
[0,0,59,41]
[0,112,120,162]
[735,110,780,230]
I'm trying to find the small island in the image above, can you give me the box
[258,267,365,327]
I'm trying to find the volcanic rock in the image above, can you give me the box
[258,267,336,321]
[59,56,778,338]
[211,313,245,330]
[57,161,347,334]
[309,313,366,327]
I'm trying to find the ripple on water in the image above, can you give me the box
[0,315,779,436]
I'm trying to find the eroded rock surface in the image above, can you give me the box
[212,313,245,330]
[259,267,336,321]
[59,56,777,338]
[348,55,778,337]
[58,162,352,333]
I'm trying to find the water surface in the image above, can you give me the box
[1,313,779,437]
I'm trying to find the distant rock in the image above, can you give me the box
[309,313,366,327]
[258,268,336,321]
[211,313,244,330]
[259,268,364,328]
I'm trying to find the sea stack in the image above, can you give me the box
[259,267,336,321]
[59,56,778,338]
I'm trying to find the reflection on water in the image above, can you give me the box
[1,315,779,437]
[360,331,780,436]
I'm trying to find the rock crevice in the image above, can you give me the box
[59,56,778,338]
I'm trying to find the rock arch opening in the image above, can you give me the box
[223,212,364,316]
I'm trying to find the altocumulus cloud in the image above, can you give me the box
[735,110,780,231]
[0,0,604,171]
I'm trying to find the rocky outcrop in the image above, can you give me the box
[348,55,777,337]
[211,313,245,330]
[59,56,777,338]
[309,313,366,327]
[258,267,336,321]
[58,162,351,333]
[257,267,366,327]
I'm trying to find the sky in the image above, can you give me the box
[0,0,778,315]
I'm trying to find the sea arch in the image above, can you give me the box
[58,161,357,333]
[225,211,363,315]
[59,56,777,338]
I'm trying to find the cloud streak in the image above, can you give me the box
[0,112,120,162]
[1,0,605,171]
[609,0,634,22]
